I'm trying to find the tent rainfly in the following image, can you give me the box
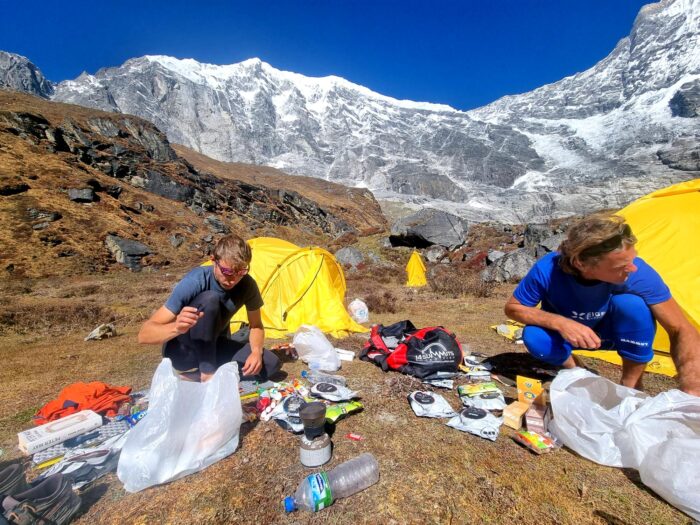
[574,179,700,377]
[206,237,368,338]
[405,250,427,287]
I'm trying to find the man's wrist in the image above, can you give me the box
[251,347,264,356]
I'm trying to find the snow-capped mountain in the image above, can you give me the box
[4,0,699,222]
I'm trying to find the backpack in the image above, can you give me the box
[360,320,464,378]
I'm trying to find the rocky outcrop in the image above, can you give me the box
[669,79,700,118]
[0,100,359,238]
[0,51,54,98]
[657,139,700,171]
[104,235,152,271]
[390,209,467,250]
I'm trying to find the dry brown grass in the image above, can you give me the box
[428,264,496,298]
[0,259,689,525]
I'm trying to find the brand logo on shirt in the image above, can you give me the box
[620,338,649,347]
[571,310,606,321]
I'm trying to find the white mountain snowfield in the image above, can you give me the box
[3,0,698,222]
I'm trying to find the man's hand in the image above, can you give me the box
[556,318,601,349]
[200,371,214,383]
[242,349,263,377]
[175,306,203,335]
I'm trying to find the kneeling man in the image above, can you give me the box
[138,234,281,382]
[505,213,700,395]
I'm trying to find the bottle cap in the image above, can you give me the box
[301,370,309,379]
[284,496,296,513]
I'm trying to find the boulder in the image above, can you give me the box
[423,245,448,263]
[535,233,566,259]
[523,223,553,249]
[335,247,364,269]
[481,248,535,283]
[486,250,506,265]
[105,235,152,271]
[68,188,97,203]
[390,209,467,249]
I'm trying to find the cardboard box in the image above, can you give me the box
[503,400,530,430]
[525,403,551,435]
[516,376,546,405]
[18,410,103,455]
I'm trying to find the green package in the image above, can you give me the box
[325,401,363,423]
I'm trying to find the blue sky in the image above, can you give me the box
[1,0,651,110]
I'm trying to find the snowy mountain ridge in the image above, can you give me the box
[1,0,698,222]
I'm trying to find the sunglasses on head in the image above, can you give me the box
[214,259,249,278]
[579,224,633,259]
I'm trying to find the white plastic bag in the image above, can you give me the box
[549,368,700,520]
[348,298,369,323]
[292,325,341,371]
[117,359,242,493]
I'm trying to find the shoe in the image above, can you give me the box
[2,474,81,525]
[0,462,28,497]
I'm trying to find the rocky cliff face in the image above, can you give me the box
[0,51,54,98]
[3,0,698,223]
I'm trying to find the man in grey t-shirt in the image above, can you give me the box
[138,234,280,382]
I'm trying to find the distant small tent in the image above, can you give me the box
[574,179,700,377]
[207,237,368,338]
[405,250,427,287]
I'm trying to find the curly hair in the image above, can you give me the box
[558,213,637,275]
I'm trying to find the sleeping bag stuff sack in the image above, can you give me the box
[360,320,464,378]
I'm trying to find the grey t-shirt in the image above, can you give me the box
[164,265,263,336]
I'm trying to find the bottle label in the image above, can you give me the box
[307,472,333,511]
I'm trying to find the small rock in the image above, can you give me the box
[169,234,185,248]
[32,222,51,231]
[68,188,97,203]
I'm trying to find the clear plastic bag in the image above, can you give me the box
[117,359,242,493]
[293,325,341,372]
[549,368,700,520]
[348,299,369,324]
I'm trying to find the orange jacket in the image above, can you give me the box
[34,382,132,424]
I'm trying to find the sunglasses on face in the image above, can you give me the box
[214,259,249,278]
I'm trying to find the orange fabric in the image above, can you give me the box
[34,382,132,425]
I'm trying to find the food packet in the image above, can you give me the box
[513,430,556,454]
[408,391,456,418]
[446,406,502,442]
[325,401,363,423]
[461,392,506,411]
[422,378,454,389]
[270,395,308,433]
[310,382,358,402]
[457,382,501,397]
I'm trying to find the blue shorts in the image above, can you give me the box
[522,294,656,366]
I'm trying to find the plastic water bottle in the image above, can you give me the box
[301,367,347,387]
[284,452,379,512]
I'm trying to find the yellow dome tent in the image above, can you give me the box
[574,179,700,377]
[405,250,427,287]
[206,237,367,338]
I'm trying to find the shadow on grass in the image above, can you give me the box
[75,482,110,519]
[484,351,559,383]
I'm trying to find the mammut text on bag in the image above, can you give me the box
[360,321,464,378]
